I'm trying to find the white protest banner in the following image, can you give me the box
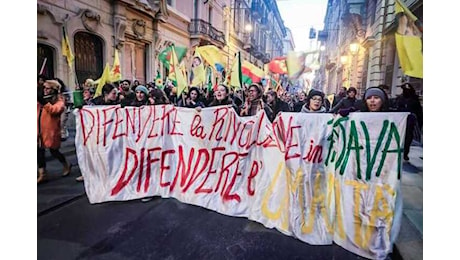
[75,105,407,259]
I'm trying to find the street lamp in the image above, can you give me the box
[245,23,253,33]
[340,55,349,64]
[348,41,360,89]
[349,41,360,55]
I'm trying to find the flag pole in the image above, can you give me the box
[39,58,47,75]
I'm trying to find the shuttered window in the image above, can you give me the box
[74,32,103,85]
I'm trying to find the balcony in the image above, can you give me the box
[243,35,257,50]
[188,19,226,47]
[262,53,271,64]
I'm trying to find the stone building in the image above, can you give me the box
[37,0,287,90]
[317,0,422,99]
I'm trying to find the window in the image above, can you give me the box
[208,6,213,24]
[37,43,55,78]
[167,0,174,7]
[74,32,103,84]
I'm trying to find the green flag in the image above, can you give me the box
[159,45,187,70]
[155,71,163,90]
[206,66,213,92]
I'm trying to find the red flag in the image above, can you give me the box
[268,57,288,74]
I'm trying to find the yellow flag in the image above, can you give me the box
[395,34,423,78]
[191,50,206,87]
[61,27,74,68]
[196,45,226,72]
[94,63,111,98]
[286,51,306,79]
[168,47,188,97]
[110,49,122,82]
[394,0,423,78]
[229,52,242,90]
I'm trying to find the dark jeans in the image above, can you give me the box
[404,114,416,158]
[37,146,67,169]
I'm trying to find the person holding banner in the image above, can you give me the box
[37,80,72,184]
[180,87,205,109]
[123,85,153,107]
[150,88,170,105]
[361,86,389,112]
[92,83,119,105]
[395,83,423,161]
[240,84,273,118]
[208,84,239,114]
[301,89,327,113]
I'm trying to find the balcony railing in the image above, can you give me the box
[188,19,225,46]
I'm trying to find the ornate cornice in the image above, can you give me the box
[37,3,63,25]
[132,19,146,39]
[79,9,102,32]
[114,15,127,49]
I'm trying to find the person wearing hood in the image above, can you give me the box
[301,89,327,113]
[395,83,423,161]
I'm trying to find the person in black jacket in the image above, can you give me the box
[208,84,239,114]
[266,90,290,122]
[332,86,347,107]
[179,87,205,109]
[395,83,423,161]
[293,91,307,112]
[330,87,361,114]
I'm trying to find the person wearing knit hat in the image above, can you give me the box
[135,85,149,95]
[122,85,152,107]
[301,89,327,113]
[363,86,388,112]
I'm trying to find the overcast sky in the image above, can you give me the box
[277,0,328,51]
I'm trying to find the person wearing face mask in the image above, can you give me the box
[301,89,327,113]
[395,83,423,161]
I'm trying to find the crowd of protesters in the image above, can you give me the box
[37,74,423,184]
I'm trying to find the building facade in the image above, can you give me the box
[317,0,422,99]
[37,0,287,90]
